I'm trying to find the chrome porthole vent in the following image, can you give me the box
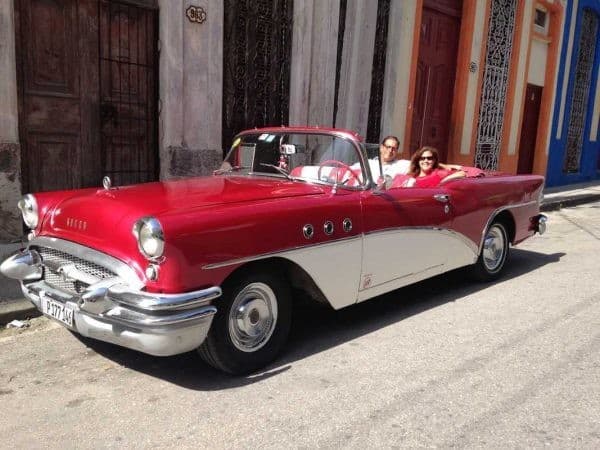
[324,221,334,235]
[343,218,352,232]
[303,224,314,239]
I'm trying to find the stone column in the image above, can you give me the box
[0,0,23,240]
[289,0,340,127]
[380,0,418,148]
[335,0,378,136]
[158,0,223,179]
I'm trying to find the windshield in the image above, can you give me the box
[218,132,370,188]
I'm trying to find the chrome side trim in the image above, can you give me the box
[202,226,480,271]
[202,234,363,270]
[29,236,144,289]
[478,200,538,253]
[364,263,444,290]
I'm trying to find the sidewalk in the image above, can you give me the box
[2,180,600,325]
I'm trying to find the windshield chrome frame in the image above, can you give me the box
[222,130,374,191]
[219,128,376,191]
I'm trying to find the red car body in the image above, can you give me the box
[1,127,546,374]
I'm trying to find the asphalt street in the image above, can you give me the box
[1,202,599,448]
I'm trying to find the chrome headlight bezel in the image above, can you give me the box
[17,194,39,229]
[132,217,165,260]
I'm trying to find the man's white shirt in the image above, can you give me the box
[368,158,410,178]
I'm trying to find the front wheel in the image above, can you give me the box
[198,270,292,375]
[470,221,509,281]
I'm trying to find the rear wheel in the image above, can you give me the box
[471,221,509,281]
[198,270,292,375]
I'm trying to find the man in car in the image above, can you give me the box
[369,135,461,180]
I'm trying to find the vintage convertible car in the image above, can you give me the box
[1,127,547,374]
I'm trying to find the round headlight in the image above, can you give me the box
[133,217,165,260]
[17,194,38,229]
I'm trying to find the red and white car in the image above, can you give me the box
[1,127,547,374]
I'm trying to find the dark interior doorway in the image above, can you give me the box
[517,84,543,174]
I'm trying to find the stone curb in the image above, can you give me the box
[540,193,600,212]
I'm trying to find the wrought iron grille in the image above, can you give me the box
[99,1,159,186]
[222,0,292,154]
[366,0,391,143]
[564,9,598,173]
[474,0,516,170]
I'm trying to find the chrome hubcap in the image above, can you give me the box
[228,282,278,352]
[482,225,505,272]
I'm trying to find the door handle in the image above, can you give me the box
[433,194,450,203]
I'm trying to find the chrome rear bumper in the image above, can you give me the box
[532,214,548,235]
[2,247,221,356]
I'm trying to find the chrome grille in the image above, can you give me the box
[35,246,117,294]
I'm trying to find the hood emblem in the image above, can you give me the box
[102,176,112,190]
[66,218,87,231]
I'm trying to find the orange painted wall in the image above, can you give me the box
[531,0,564,176]
[447,0,480,167]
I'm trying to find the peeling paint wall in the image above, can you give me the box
[0,0,22,241]
[0,143,22,240]
[158,0,223,179]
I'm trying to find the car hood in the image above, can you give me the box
[41,175,326,248]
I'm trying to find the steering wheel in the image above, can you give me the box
[317,160,359,185]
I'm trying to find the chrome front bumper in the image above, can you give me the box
[2,247,221,356]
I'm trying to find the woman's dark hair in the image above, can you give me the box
[409,146,439,176]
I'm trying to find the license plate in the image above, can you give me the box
[40,293,74,327]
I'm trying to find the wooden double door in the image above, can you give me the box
[410,0,462,162]
[16,0,158,193]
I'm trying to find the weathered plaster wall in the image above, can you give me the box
[335,0,378,136]
[0,0,23,241]
[158,0,223,179]
[380,0,418,148]
[289,0,340,127]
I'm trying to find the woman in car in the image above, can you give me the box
[407,146,466,188]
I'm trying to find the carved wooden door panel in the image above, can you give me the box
[222,0,293,155]
[16,0,100,193]
[99,1,158,186]
[16,0,158,193]
[410,0,462,162]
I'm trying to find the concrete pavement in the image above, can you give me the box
[1,180,600,325]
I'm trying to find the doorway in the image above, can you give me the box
[517,84,543,174]
[15,0,158,193]
[409,0,462,161]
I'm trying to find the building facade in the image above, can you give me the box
[0,0,567,240]
[546,0,600,187]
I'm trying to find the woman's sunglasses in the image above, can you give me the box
[420,156,435,161]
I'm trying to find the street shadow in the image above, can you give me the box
[75,248,564,390]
